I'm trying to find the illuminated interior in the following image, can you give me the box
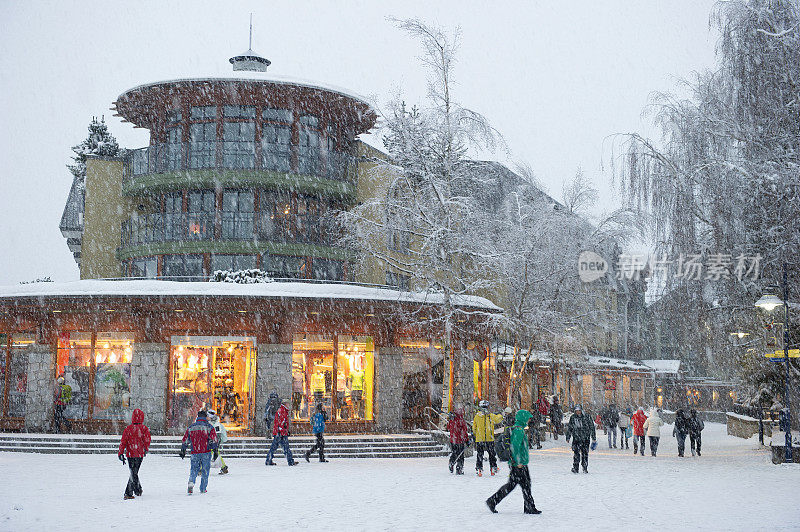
[291,334,374,421]
[169,336,256,432]
[400,339,443,427]
[2,333,34,417]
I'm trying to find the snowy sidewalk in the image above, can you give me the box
[0,423,797,531]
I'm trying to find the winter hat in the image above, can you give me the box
[478,400,489,409]
[207,409,218,422]
[57,376,65,384]
[197,410,207,418]
[503,407,513,414]
[574,404,583,412]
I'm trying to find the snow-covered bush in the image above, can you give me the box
[210,269,274,284]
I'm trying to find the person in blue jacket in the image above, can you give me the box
[305,402,330,462]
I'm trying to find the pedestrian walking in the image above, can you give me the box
[179,410,218,495]
[207,409,228,474]
[447,407,470,475]
[565,405,596,473]
[473,400,503,476]
[536,393,550,441]
[118,408,151,500]
[549,397,563,440]
[486,409,541,515]
[689,409,704,456]
[528,404,542,450]
[305,403,329,463]
[643,408,664,457]
[618,408,631,450]
[673,408,690,457]
[53,376,72,433]
[263,391,280,434]
[265,397,298,466]
[631,407,648,456]
[603,403,620,448]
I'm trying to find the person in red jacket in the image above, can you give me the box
[630,407,648,456]
[118,408,151,500]
[265,397,298,466]
[447,406,470,475]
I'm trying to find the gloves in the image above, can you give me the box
[118,454,126,465]
[212,450,219,461]
[179,449,186,459]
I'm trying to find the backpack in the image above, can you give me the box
[495,426,512,462]
[312,412,325,434]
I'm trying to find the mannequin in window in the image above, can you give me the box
[291,369,304,420]
[350,368,365,419]
[221,378,241,423]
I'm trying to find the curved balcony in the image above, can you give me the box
[120,212,342,250]
[123,142,358,196]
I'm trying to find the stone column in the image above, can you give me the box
[24,345,56,432]
[254,344,292,435]
[129,343,169,434]
[376,346,402,432]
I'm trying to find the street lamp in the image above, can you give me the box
[755,264,793,462]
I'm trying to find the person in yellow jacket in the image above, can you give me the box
[473,400,504,476]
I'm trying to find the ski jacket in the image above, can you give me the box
[210,419,228,444]
[55,383,72,406]
[550,403,563,426]
[181,416,218,454]
[473,411,503,442]
[643,413,664,437]
[447,412,470,444]
[673,410,690,435]
[618,413,631,429]
[264,392,280,429]
[689,415,705,436]
[566,412,596,443]
[312,411,328,435]
[118,409,151,458]
[537,397,550,416]
[272,404,290,436]
[631,409,648,436]
[510,410,533,466]
[602,407,619,428]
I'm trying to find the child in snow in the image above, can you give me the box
[473,400,503,476]
[118,408,151,500]
[643,408,665,457]
[265,397,298,466]
[305,402,329,462]
[446,407,470,475]
[486,409,541,515]
[631,407,648,456]
[180,410,218,494]
[207,409,228,474]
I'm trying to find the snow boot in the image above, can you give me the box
[320,458,329,463]
[571,467,578,474]
[582,467,588,474]
[304,451,311,463]
[449,462,454,473]
[486,499,498,514]
[265,461,276,466]
[187,484,194,495]
[697,451,701,456]
[456,470,464,475]
[219,466,228,474]
[124,494,135,500]
[476,469,483,477]
[525,507,542,515]
[490,466,498,476]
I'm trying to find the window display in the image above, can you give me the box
[7,334,34,417]
[169,336,256,432]
[92,333,133,420]
[401,339,444,427]
[291,334,374,422]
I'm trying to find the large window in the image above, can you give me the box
[55,332,92,420]
[263,254,306,279]
[165,126,182,171]
[221,190,254,239]
[3,334,34,417]
[400,339,444,428]
[298,115,321,176]
[163,192,183,241]
[312,258,344,281]
[130,257,157,278]
[223,122,256,169]
[262,108,293,173]
[189,123,216,169]
[291,334,374,422]
[257,190,293,242]
[385,271,410,290]
[162,254,203,278]
[93,333,133,420]
[187,190,215,240]
[211,254,256,273]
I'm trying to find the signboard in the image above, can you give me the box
[765,349,799,359]
[604,378,617,391]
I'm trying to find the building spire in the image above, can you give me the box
[229,14,270,72]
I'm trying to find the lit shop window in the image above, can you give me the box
[92,333,133,420]
[56,332,92,420]
[400,339,444,427]
[5,334,34,417]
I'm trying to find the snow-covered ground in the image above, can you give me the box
[1,423,797,531]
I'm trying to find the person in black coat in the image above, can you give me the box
[549,398,563,440]
[565,405,596,473]
[528,406,542,449]
[673,408,690,457]
[688,409,704,456]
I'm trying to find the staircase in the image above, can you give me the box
[0,433,448,459]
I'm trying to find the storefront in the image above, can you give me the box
[0,279,499,435]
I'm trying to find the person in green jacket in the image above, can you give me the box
[486,409,541,515]
[565,404,596,474]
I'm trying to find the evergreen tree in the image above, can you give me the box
[67,116,120,181]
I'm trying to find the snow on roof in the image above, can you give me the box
[116,74,375,109]
[585,356,653,371]
[0,279,501,311]
[641,359,682,374]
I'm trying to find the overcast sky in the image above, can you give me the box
[0,0,719,285]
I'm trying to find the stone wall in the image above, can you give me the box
[727,412,772,439]
[129,343,168,434]
[253,344,292,435]
[376,347,402,432]
[24,345,55,432]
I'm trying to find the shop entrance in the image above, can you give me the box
[168,336,256,434]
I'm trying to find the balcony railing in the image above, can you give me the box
[121,212,341,248]
[124,142,357,183]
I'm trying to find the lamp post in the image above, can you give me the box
[755,262,792,462]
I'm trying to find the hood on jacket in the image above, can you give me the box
[131,409,144,424]
[514,409,533,427]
